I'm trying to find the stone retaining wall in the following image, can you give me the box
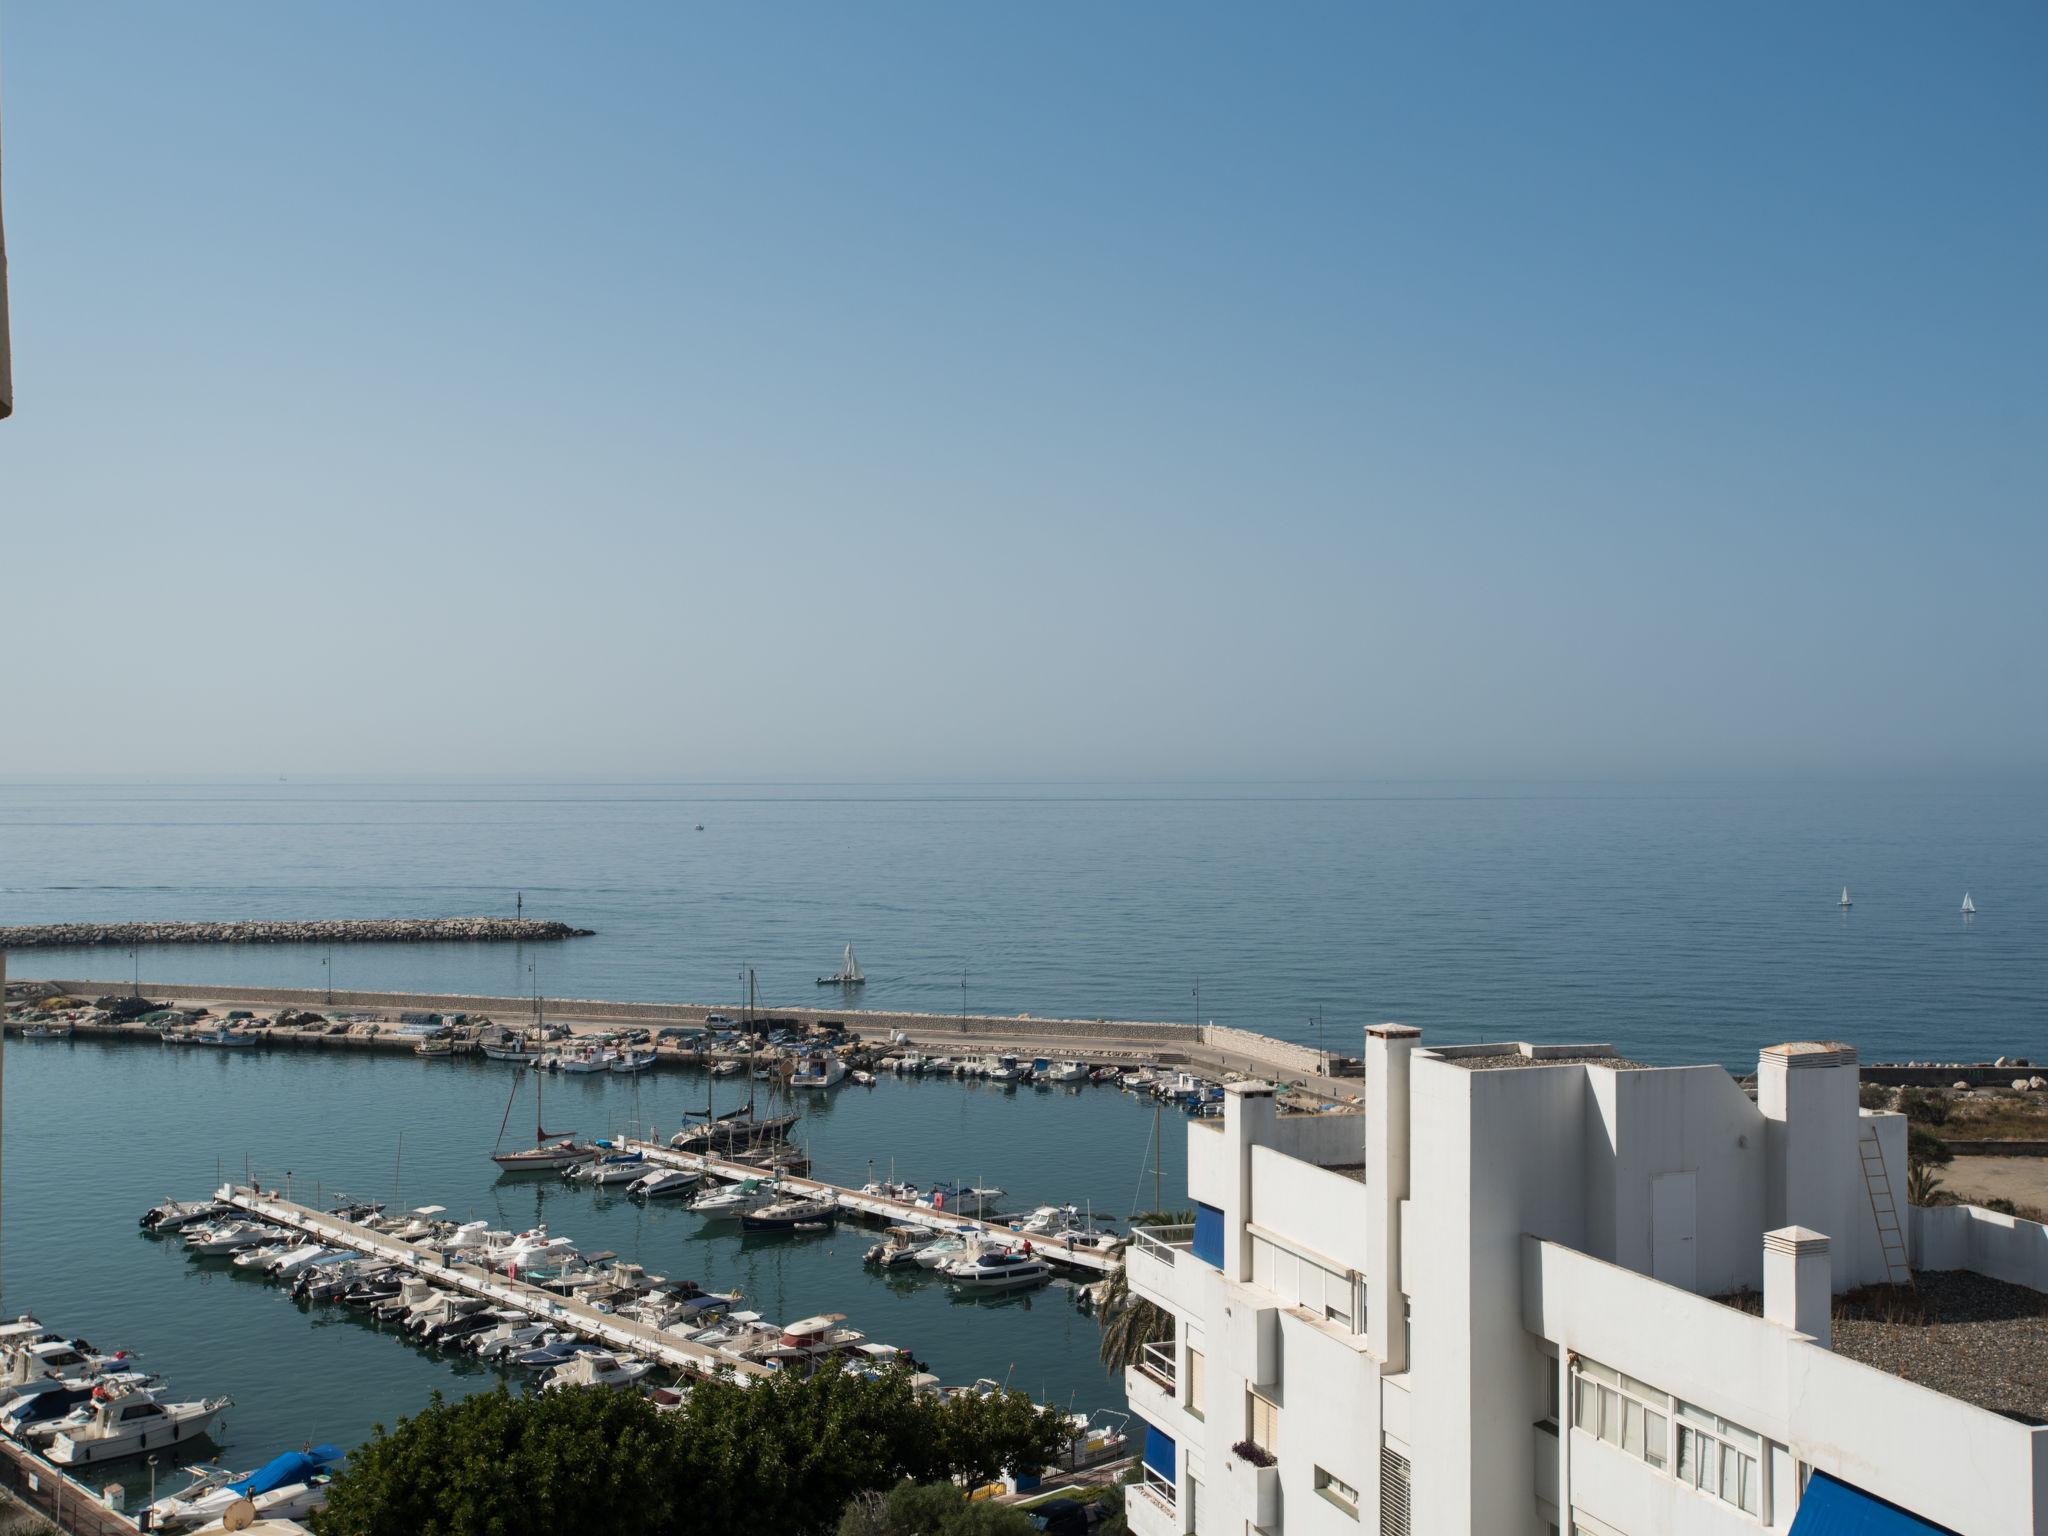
[0,919,592,946]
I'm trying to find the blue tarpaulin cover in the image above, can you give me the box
[1142,1426,1176,1480]
[1789,1472,1957,1535]
[1192,1203,1224,1269]
[229,1444,342,1497]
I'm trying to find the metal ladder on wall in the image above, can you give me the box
[1859,1126,1914,1287]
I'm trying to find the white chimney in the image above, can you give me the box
[1763,1227,1832,1347]
[1366,1023,1419,1369]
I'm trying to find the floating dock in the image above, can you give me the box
[215,1184,771,1381]
[618,1139,1125,1276]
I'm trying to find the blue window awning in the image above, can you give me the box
[1192,1202,1225,1269]
[1142,1425,1176,1480]
[1790,1472,1958,1535]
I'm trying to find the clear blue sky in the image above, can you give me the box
[3,4,2043,780]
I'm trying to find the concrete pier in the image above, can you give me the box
[0,919,593,947]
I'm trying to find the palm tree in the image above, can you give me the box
[1907,1158,1944,1206]
[1095,1250,1172,1373]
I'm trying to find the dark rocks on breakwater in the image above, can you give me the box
[0,918,595,948]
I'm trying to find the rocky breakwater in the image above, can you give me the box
[0,918,595,947]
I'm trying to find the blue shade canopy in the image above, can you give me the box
[1789,1472,1957,1535]
[1193,1203,1225,1269]
[1142,1426,1176,1479]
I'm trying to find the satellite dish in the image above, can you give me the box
[223,1497,258,1531]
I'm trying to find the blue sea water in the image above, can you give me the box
[2,778,2043,1067]
[0,777,2042,1502]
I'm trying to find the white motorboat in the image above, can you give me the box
[494,1230,582,1274]
[469,1317,549,1361]
[184,1221,289,1256]
[710,1059,745,1078]
[629,1167,702,1200]
[852,1070,876,1086]
[263,1244,346,1280]
[817,943,866,987]
[943,1246,1054,1292]
[45,1383,231,1464]
[554,1046,611,1074]
[983,1055,1023,1083]
[863,1226,932,1270]
[540,1351,656,1391]
[141,1200,228,1233]
[921,1183,1004,1217]
[688,1179,780,1221]
[791,1053,847,1090]
[21,1021,75,1039]
[0,1337,134,1404]
[148,1443,341,1532]
[1045,1060,1089,1084]
[231,1242,296,1270]
[567,1151,646,1185]
[609,1050,658,1074]
[911,1229,980,1269]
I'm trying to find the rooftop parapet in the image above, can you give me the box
[1422,1041,1647,1071]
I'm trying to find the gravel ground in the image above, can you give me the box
[1829,1270,2048,1424]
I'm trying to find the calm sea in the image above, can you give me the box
[0,778,2041,1500]
[2,779,2043,1066]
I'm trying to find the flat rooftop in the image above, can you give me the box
[1724,1271,2048,1424]
[1428,1042,1648,1071]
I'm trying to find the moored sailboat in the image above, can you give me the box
[490,1065,597,1175]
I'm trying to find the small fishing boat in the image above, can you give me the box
[710,1059,745,1078]
[1963,892,1977,916]
[20,1020,74,1040]
[415,1034,454,1058]
[609,1049,658,1075]
[1045,1060,1089,1084]
[817,943,867,987]
[481,1035,541,1063]
[791,1053,847,1090]
[45,1383,232,1465]
[851,1070,876,1086]
[984,1055,1023,1083]
[554,1046,611,1074]
[171,1027,258,1049]
[741,1195,838,1232]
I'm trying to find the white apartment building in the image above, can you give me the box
[1122,1029,2048,1536]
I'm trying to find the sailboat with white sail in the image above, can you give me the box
[1839,887,1852,909]
[1962,892,1977,917]
[817,944,866,987]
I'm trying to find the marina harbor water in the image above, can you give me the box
[0,1031,1185,1509]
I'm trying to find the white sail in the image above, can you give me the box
[1962,893,1975,915]
[845,944,863,983]
[1840,887,1851,907]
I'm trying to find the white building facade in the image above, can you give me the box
[1122,1030,2048,1536]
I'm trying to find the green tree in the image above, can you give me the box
[315,1370,1073,1536]
[1095,1256,1172,1373]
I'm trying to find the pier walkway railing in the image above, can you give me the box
[0,1433,141,1536]
[218,1185,770,1381]
[620,1140,1125,1277]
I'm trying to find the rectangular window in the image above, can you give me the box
[1574,1360,1757,1515]
[1314,1468,1359,1519]
[1185,1346,1206,1420]
[1247,1389,1279,1456]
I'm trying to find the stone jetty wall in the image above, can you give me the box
[0,918,594,947]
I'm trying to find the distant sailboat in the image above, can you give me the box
[1840,887,1852,909]
[1962,893,1976,917]
[817,944,866,987]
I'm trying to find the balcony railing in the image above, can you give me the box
[1131,1224,1195,1263]
[1137,1468,1178,1515]
[1136,1338,1177,1391]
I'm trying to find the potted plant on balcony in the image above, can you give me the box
[1230,1443,1280,1526]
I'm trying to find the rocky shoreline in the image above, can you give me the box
[0,918,595,947]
